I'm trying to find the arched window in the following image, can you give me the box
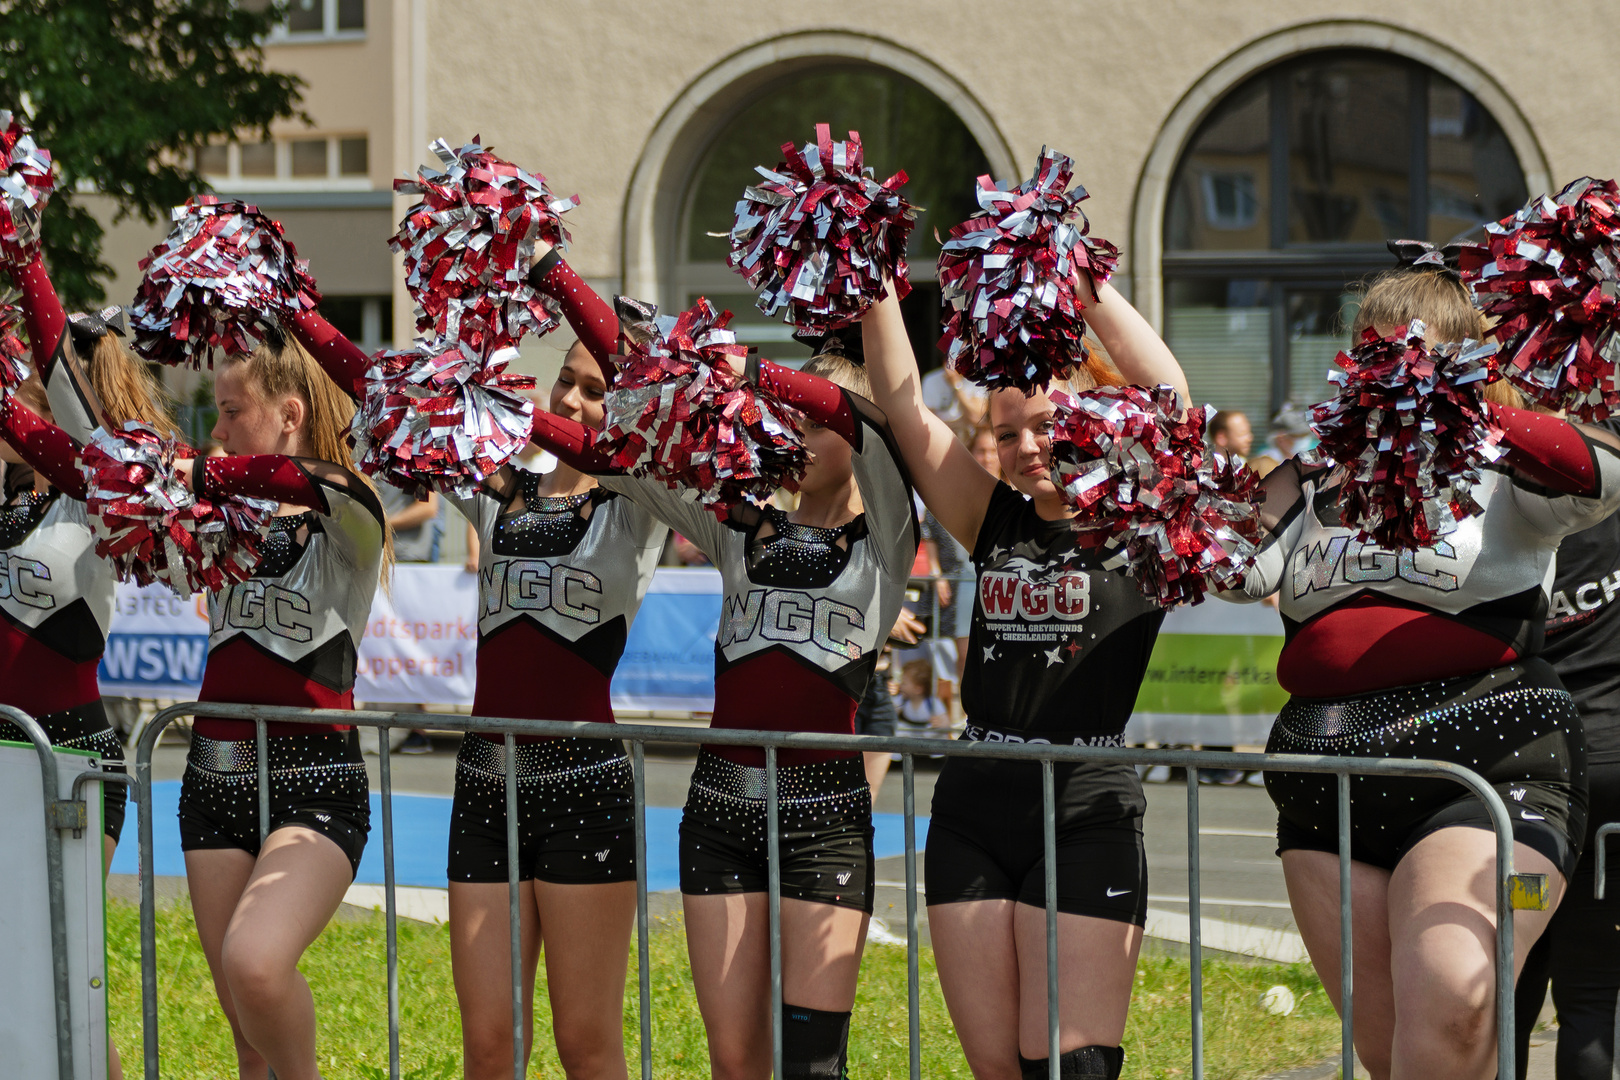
[1162,49,1527,430]
[677,66,992,361]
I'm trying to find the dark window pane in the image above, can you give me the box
[1288,56,1411,243]
[1427,77,1527,243]
[287,0,323,33]
[683,67,991,264]
[239,141,276,177]
[321,296,365,342]
[238,0,274,12]
[337,0,364,30]
[290,139,327,177]
[1166,79,1270,251]
[338,137,368,176]
[1165,278,1273,423]
[197,144,229,175]
[1286,288,1359,408]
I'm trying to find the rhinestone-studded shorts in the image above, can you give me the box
[447,735,634,884]
[1266,659,1586,876]
[178,732,370,876]
[0,700,126,842]
[680,752,874,913]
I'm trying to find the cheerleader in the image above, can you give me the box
[860,275,1188,1080]
[1224,260,1620,1080]
[523,248,918,1080]
[293,309,669,1079]
[165,323,388,1080]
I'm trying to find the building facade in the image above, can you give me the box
[92,0,1620,430]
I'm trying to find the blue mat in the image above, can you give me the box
[112,782,929,892]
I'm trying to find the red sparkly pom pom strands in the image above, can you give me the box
[598,298,808,518]
[0,111,53,271]
[0,297,29,394]
[1459,177,1620,421]
[80,424,276,598]
[1303,321,1503,549]
[391,136,578,354]
[727,123,916,334]
[938,149,1119,393]
[129,196,322,368]
[1050,385,1262,607]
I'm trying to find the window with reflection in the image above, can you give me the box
[1163,50,1526,432]
[679,67,991,365]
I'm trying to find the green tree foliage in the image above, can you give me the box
[0,0,305,308]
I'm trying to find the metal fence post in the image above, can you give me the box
[632,739,653,1080]
[1337,772,1354,1080]
[766,744,784,1080]
[903,753,921,1080]
[1186,768,1204,1080]
[254,718,270,846]
[1043,758,1060,1080]
[504,733,523,1080]
[379,727,401,1080]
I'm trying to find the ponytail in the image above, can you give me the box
[86,334,182,438]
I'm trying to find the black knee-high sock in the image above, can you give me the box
[1020,1044,1126,1080]
[781,1004,852,1079]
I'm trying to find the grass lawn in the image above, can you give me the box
[109,899,1342,1079]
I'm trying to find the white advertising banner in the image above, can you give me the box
[353,566,478,705]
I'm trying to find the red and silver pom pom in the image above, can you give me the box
[1303,321,1504,549]
[391,137,578,353]
[0,297,29,395]
[0,111,54,269]
[352,336,537,499]
[79,422,277,597]
[938,149,1119,393]
[1049,385,1263,607]
[128,196,322,368]
[727,123,916,333]
[1459,177,1620,420]
[598,298,807,517]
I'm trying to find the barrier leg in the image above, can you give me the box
[1496,799,1516,1080]
[1044,758,1059,1080]
[903,753,920,1080]
[504,733,523,1080]
[1187,769,1204,1080]
[379,727,401,1080]
[1337,773,1353,1080]
[632,740,652,1080]
[766,745,783,1080]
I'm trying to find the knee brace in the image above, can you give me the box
[780,1004,851,1080]
[1020,1045,1125,1080]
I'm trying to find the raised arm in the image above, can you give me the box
[860,286,997,552]
[528,245,619,380]
[0,396,89,498]
[288,310,370,401]
[1076,275,1191,404]
[527,408,619,475]
[9,255,67,377]
[1495,406,1620,534]
[749,358,857,443]
[10,256,108,442]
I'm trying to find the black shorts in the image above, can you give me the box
[680,751,874,913]
[1267,658,1586,878]
[447,735,635,885]
[853,672,897,738]
[1,700,127,843]
[178,732,370,877]
[925,756,1148,925]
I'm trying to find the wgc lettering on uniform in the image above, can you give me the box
[0,550,53,609]
[979,556,1090,627]
[480,559,603,625]
[718,588,865,659]
[1291,537,1460,596]
[211,580,317,643]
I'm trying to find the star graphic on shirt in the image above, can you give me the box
[982,644,997,663]
[1065,640,1083,656]
[1044,645,1064,667]
[987,545,1008,563]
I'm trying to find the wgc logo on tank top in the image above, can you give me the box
[977,552,1090,643]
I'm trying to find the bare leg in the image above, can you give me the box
[448,881,541,1080]
[683,893,870,1080]
[216,828,355,1080]
[534,880,636,1080]
[1386,829,1563,1080]
[930,900,1023,1080]
[1012,905,1143,1057]
[1282,851,1397,1080]
[863,752,891,803]
[186,847,263,1078]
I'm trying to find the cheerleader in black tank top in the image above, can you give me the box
[523,247,918,1080]
[860,277,1190,1080]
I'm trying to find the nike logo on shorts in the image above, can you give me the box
[1106,887,1132,897]
[1520,810,1546,821]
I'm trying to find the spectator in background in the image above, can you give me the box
[921,363,987,427]
[969,421,1000,481]
[894,659,950,741]
[372,485,443,754]
[1208,409,1253,461]
[1261,402,1314,462]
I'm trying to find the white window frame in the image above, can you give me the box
[198,135,372,192]
[261,0,365,44]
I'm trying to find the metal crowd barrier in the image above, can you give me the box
[108,701,1545,1080]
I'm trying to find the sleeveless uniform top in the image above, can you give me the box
[196,457,386,738]
[960,481,1165,746]
[598,389,918,766]
[447,467,666,738]
[1233,443,1620,697]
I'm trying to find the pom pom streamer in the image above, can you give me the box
[80,423,276,597]
[1049,384,1263,607]
[0,111,54,269]
[599,298,808,517]
[0,296,29,395]
[352,337,537,499]
[128,196,322,368]
[391,137,578,352]
[937,148,1119,392]
[1459,177,1620,420]
[727,123,916,333]
[1303,321,1504,549]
